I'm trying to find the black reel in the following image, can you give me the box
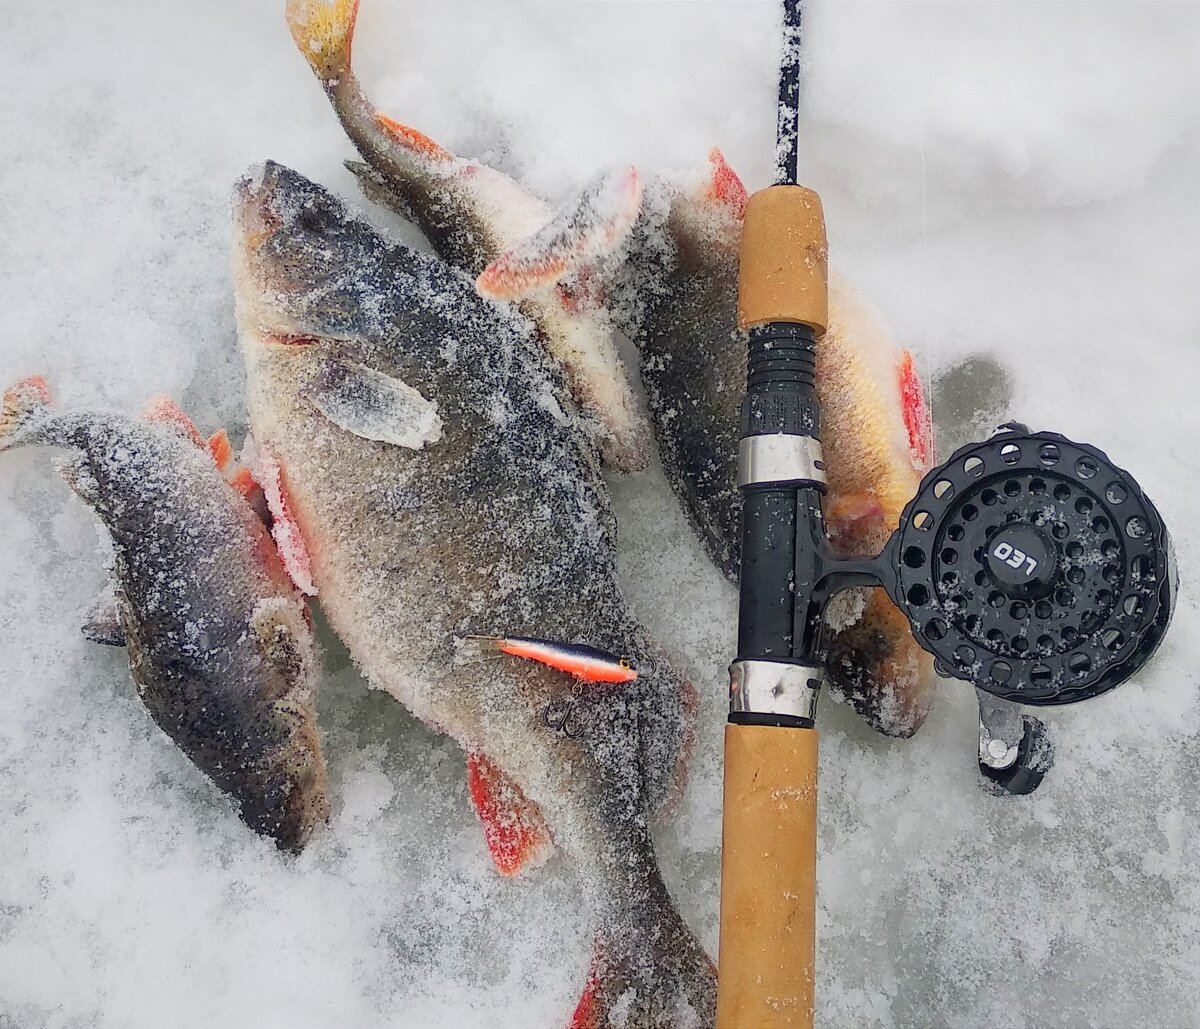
[890,427,1176,705]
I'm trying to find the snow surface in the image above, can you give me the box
[2,1,1199,1026]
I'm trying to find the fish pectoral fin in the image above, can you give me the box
[208,428,267,518]
[0,375,52,446]
[311,357,443,450]
[476,167,643,301]
[81,584,125,647]
[465,752,554,877]
[250,597,315,691]
[825,491,886,545]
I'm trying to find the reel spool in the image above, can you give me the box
[889,426,1176,704]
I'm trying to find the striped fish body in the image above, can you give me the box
[233,162,714,1027]
[0,389,327,850]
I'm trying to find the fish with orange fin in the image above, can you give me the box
[233,161,713,1027]
[284,0,650,471]
[483,150,938,736]
[0,379,328,851]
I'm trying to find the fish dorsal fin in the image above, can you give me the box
[311,357,443,450]
[705,146,749,218]
[0,376,53,445]
[465,752,554,877]
[81,582,125,647]
[244,437,317,597]
[141,395,205,448]
[475,167,643,301]
[250,597,315,697]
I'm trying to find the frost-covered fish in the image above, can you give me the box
[518,152,940,736]
[285,0,650,471]
[232,161,713,1027]
[0,378,328,851]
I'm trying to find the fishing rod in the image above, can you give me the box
[714,2,1178,1025]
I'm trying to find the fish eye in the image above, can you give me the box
[619,658,631,669]
[298,205,331,235]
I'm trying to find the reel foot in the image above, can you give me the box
[979,714,1053,796]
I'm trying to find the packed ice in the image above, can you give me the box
[2,1,1199,1027]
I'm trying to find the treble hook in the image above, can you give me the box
[542,700,584,739]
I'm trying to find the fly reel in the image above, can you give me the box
[887,426,1176,705]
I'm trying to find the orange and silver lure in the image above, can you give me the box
[467,636,638,684]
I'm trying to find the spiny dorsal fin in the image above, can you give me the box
[0,376,53,447]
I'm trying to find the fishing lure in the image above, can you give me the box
[466,635,638,684]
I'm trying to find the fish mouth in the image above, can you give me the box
[233,161,287,254]
[262,333,320,348]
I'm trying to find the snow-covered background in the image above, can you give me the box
[2,1,1198,1026]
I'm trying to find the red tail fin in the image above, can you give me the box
[564,879,716,1029]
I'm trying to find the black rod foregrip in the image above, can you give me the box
[736,321,822,665]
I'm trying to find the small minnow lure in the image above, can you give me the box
[466,635,638,684]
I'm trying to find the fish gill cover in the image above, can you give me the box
[1,1,1199,1028]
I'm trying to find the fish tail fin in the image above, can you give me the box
[0,376,54,452]
[569,861,716,1029]
[286,0,360,82]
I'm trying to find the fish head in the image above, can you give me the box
[232,160,389,346]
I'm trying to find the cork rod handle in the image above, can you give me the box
[716,723,819,1029]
